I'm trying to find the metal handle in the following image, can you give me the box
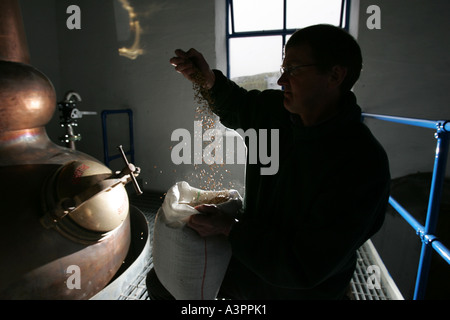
[117,145,143,195]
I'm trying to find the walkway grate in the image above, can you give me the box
[350,240,403,300]
[117,263,153,300]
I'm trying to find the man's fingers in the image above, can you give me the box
[174,62,194,74]
[186,48,202,60]
[194,204,219,214]
[174,48,188,58]
[189,213,208,225]
[170,48,215,88]
[187,215,210,237]
[169,57,184,67]
[170,49,192,68]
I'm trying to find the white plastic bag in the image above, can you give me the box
[152,181,242,300]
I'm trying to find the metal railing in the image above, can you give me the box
[101,109,136,168]
[362,113,450,300]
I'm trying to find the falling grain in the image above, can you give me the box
[185,70,229,191]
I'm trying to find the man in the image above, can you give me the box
[148,24,390,300]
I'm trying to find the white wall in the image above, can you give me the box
[20,0,245,194]
[20,0,450,195]
[354,0,450,179]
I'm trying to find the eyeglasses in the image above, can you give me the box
[280,64,318,76]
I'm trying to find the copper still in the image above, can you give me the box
[0,0,138,299]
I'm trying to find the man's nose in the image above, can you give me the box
[277,72,288,88]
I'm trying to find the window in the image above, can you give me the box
[226,0,349,90]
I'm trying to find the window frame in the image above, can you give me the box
[225,0,351,78]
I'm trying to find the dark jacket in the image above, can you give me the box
[209,70,390,299]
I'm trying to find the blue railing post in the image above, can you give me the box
[413,123,450,300]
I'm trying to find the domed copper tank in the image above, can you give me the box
[0,0,132,299]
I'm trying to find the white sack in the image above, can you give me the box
[152,181,242,300]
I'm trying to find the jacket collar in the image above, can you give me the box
[289,91,362,140]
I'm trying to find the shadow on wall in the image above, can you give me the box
[372,172,450,300]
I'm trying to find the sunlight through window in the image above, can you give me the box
[227,0,347,90]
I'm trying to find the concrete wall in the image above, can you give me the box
[354,0,450,299]
[354,0,450,179]
[20,0,450,191]
[20,0,244,195]
[20,0,60,97]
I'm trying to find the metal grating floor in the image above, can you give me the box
[121,191,402,300]
[116,262,153,300]
[350,243,391,300]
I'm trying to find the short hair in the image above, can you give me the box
[286,24,363,92]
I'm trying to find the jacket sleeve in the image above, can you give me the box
[207,70,284,131]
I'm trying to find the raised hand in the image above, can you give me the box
[169,48,216,89]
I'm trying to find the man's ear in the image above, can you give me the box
[329,65,348,89]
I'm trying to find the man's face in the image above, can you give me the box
[277,44,332,116]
